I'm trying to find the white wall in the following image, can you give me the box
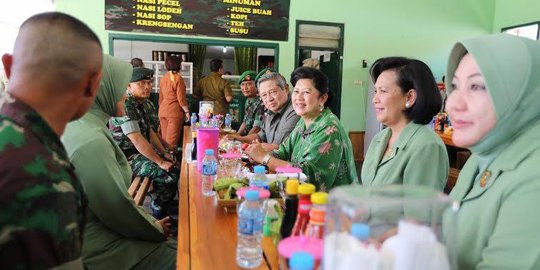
[201,58,235,76]
[113,40,189,61]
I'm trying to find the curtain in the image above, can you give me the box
[234,47,256,74]
[189,44,206,84]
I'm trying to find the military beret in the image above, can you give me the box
[131,67,154,82]
[238,70,257,84]
[255,68,275,83]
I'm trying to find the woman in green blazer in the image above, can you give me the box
[62,55,176,269]
[445,34,540,269]
[361,57,449,191]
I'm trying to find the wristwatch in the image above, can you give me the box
[261,153,272,165]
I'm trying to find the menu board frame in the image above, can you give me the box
[105,0,290,41]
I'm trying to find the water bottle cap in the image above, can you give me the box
[191,112,196,116]
[310,192,328,204]
[289,252,315,270]
[205,149,214,156]
[253,165,266,174]
[285,179,299,195]
[351,223,370,241]
[237,187,270,199]
[278,236,323,259]
[297,183,316,195]
[245,190,259,201]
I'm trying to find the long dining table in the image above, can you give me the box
[177,126,280,269]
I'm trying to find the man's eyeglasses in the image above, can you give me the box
[260,89,281,100]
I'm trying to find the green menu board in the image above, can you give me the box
[105,0,290,41]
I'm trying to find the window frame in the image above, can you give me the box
[501,21,540,40]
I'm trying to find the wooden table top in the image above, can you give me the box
[177,127,279,270]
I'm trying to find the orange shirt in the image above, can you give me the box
[159,72,188,118]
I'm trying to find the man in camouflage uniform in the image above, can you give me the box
[111,67,178,218]
[0,12,103,269]
[236,70,265,136]
[194,58,233,115]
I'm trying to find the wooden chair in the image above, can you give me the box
[128,176,152,206]
[445,167,460,194]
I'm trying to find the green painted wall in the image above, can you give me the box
[493,0,540,32]
[55,0,494,131]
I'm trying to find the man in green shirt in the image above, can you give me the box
[236,70,265,136]
[111,68,178,219]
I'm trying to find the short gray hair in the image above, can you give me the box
[257,72,287,90]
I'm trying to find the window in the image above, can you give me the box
[502,22,540,40]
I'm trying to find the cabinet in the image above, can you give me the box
[151,51,188,62]
[145,61,193,94]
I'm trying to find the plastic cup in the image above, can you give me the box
[220,152,242,178]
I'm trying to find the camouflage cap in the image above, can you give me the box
[131,67,153,82]
[255,68,275,83]
[238,70,257,84]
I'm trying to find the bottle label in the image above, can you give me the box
[202,162,217,176]
[309,208,326,225]
[238,216,262,235]
[298,201,312,215]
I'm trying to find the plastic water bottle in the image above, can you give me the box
[250,165,269,190]
[225,113,232,130]
[190,112,197,131]
[201,149,217,196]
[351,222,370,243]
[200,114,209,128]
[236,190,264,268]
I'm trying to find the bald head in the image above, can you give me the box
[1,12,104,135]
[9,12,102,91]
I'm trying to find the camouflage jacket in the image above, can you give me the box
[242,96,265,135]
[111,93,159,155]
[0,92,86,269]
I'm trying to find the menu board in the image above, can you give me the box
[105,0,290,41]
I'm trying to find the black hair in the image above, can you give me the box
[210,59,223,72]
[290,66,333,107]
[165,56,182,72]
[22,12,102,50]
[131,58,144,68]
[369,57,442,125]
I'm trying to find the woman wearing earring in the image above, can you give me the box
[245,67,358,191]
[361,57,448,190]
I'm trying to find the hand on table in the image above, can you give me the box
[260,143,277,152]
[223,133,240,141]
[244,142,268,164]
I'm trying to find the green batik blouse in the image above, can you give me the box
[273,108,358,191]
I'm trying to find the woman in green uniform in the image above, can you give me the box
[62,55,176,269]
[245,67,358,191]
[361,57,448,191]
[445,34,540,269]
